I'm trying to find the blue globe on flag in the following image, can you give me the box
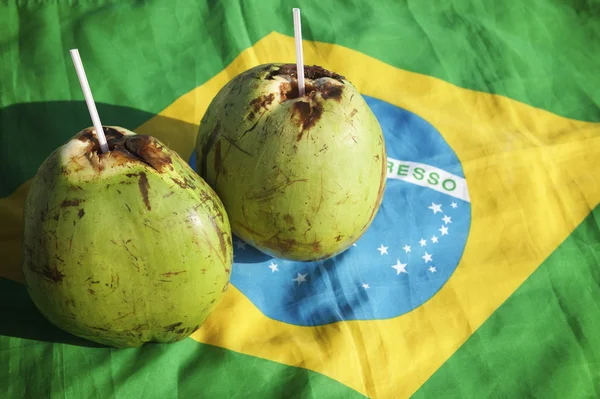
[189,95,471,327]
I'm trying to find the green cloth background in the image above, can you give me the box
[1,0,599,397]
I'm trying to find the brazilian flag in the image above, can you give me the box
[2,1,600,398]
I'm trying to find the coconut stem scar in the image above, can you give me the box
[70,49,109,154]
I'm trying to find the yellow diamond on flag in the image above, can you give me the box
[0,30,599,399]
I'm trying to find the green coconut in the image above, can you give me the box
[196,64,386,261]
[21,126,232,348]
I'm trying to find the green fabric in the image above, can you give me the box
[2,0,600,196]
[413,205,600,398]
[0,278,364,398]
